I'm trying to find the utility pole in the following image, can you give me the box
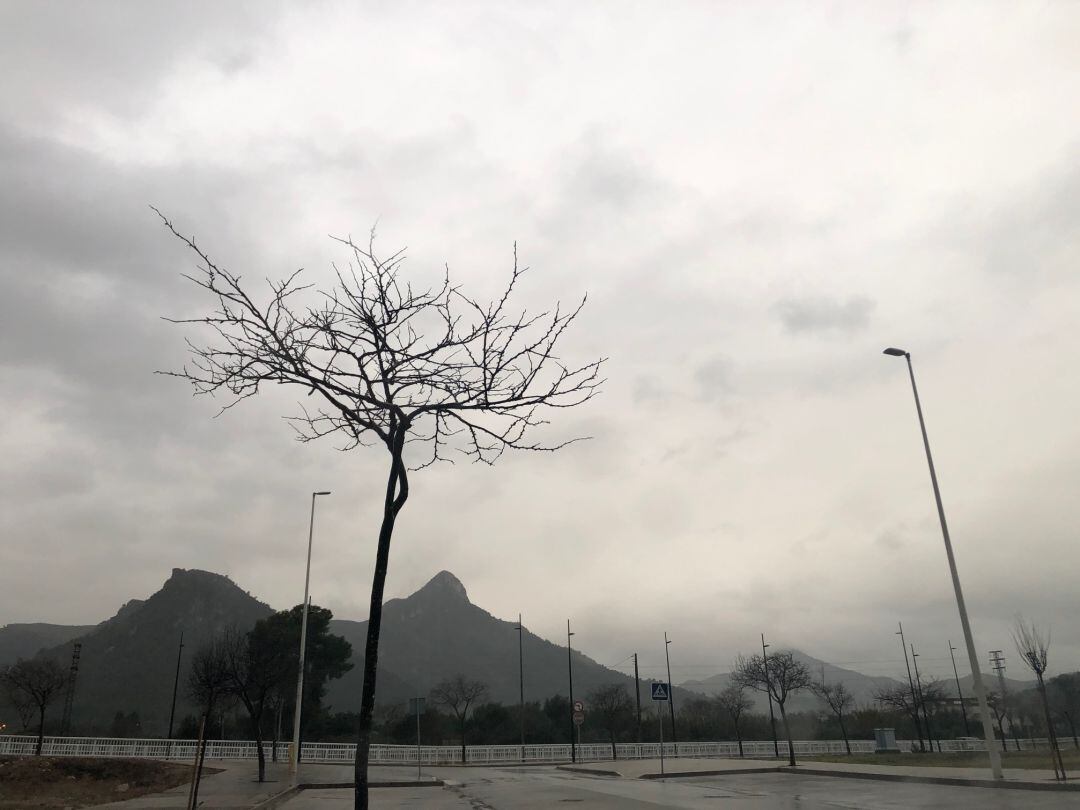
[761,634,779,758]
[516,615,525,758]
[567,620,576,764]
[167,632,184,757]
[949,641,970,736]
[897,623,924,751]
[664,632,677,753]
[633,653,642,743]
[911,644,936,752]
[990,651,1014,751]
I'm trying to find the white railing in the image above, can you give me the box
[4,734,1041,763]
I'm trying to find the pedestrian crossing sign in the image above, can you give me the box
[651,682,669,700]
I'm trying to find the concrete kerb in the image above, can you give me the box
[781,766,1080,793]
[250,779,445,809]
[639,766,784,779]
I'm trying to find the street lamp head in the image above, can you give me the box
[313,491,331,496]
[883,347,908,358]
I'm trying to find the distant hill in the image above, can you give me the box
[39,568,274,735]
[326,571,688,712]
[680,650,903,713]
[0,623,93,667]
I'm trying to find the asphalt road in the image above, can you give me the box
[283,765,1080,809]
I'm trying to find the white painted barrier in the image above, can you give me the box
[2,734,1037,762]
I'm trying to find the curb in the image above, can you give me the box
[253,785,303,809]
[300,780,445,788]
[640,766,782,780]
[782,767,1080,793]
[556,765,622,777]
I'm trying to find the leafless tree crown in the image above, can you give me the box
[1013,616,1051,676]
[156,211,604,469]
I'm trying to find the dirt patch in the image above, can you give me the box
[0,756,215,809]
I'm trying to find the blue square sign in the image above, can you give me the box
[650,682,669,700]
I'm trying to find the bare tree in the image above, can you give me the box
[222,626,292,782]
[732,651,810,766]
[812,680,854,755]
[874,683,924,749]
[587,684,633,760]
[0,658,68,755]
[430,675,488,763]
[1013,617,1067,780]
[156,215,602,809]
[714,683,753,758]
[985,691,1010,752]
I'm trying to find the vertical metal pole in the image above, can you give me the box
[949,641,971,736]
[567,620,576,764]
[416,700,421,782]
[518,614,525,759]
[291,491,327,779]
[167,631,184,758]
[911,644,935,752]
[658,699,665,775]
[633,654,642,743]
[762,634,779,758]
[897,623,923,751]
[900,352,1002,778]
[664,633,677,753]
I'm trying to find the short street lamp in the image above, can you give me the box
[882,348,1001,779]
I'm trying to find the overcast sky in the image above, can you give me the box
[2,2,1078,688]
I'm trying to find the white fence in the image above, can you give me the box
[2,734,1037,763]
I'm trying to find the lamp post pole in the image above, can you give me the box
[664,633,677,754]
[567,620,576,764]
[949,641,971,736]
[883,348,1002,778]
[517,614,525,760]
[762,634,779,759]
[897,622,924,751]
[166,631,184,758]
[290,490,331,781]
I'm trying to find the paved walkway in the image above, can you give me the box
[561,756,1077,790]
[93,761,435,809]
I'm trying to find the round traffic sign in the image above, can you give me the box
[572,710,585,725]
[573,700,584,712]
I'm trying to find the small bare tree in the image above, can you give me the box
[0,659,68,755]
[812,680,854,755]
[587,684,633,759]
[187,634,231,806]
[1013,617,1066,780]
[430,675,488,763]
[714,683,753,757]
[156,215,602,810]
[732,651,810,766]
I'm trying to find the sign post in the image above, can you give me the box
[572,699,586,751]
[408,697,426,781]
[651,682,669,776]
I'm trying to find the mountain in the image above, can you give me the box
[39,568,273,735]
[680,650,904,713]
[325,571,687,712]
[0,623,93,667]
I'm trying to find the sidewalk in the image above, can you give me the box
[93,761,440,809]
[560,756,1080,792]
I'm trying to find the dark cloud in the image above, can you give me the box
[774,295,875,335]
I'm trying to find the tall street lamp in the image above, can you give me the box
[567,620,576,764]
[516,614,525,758]
[290,490,331,780]
[882,347,1001,778]
[664,633,677,752]
[761,634,779,758]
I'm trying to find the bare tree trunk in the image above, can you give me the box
[839,716,851,755]
[735,722,743,758]
[272,702,281,763]
[461,718,467,765]
[35,706,45,756]
[1035,675,1067,780]
[610,731,616,761]
[354,435,408,810]
[778,703,796,767]
[253,712,266,783]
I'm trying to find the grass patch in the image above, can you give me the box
[802,748,1080,771]
[0,756,214,808]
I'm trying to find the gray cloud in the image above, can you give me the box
[774,295,875,335]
